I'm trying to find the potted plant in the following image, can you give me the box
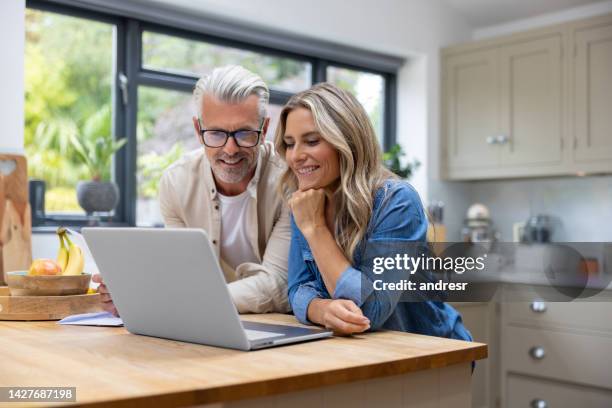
[70,107,127,214]
[383,144,420,179]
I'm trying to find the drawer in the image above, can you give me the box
[507,374,612,408]
[503,325,612,389]
[505,301,612,333]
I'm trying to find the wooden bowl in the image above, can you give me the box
[6,271,92,296]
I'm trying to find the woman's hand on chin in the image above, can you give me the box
[309,298,370,335]
[289,189,328,238]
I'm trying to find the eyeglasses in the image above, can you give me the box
[198,117,264,148]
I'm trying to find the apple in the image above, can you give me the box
[28,259,62,276]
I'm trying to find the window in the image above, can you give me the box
[25,8,116,218]
[25,0,398,228]
[136,87,194,226]
[266,103,285,142]
[327,66,386,147]
[142,31,311,93]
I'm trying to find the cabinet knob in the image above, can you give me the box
[529,346,546,360]
[530,301,547,313]
[531,399,548,408]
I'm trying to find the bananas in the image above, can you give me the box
[56,227,85,276]
[56,232,69,272]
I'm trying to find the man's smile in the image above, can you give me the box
[219,157,245,166]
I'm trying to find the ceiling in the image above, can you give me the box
[443,0,607,27]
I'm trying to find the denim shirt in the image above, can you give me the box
[287,180,472,341]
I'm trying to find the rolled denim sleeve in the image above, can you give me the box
[333,264,397,329]
[291,282,323,324]
[334,266,371,305]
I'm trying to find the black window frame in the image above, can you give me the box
[26,0,401,229]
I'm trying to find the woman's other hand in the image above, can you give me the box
[308,298,370,335]
[289,189,327,238]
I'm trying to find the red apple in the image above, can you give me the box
[28,259,62,276]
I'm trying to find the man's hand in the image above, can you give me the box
[92,274,119,317]
[308,298,370,335]
[288,189,327,239]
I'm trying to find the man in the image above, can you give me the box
[94,65,291,315]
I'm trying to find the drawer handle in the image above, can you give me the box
[531,399,548,408]
[529,346,546,360]
[486,135,509,145]
[530,301,547,313]
[495,134,509,144]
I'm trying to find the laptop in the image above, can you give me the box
[82,228,332,351]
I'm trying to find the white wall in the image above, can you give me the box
[0,0,25,154]
[469,176,612,242]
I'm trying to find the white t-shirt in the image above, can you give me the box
[218,190,259,270]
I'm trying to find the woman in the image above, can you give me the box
[274,82,472,340]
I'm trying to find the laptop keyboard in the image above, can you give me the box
[244,329,285,341]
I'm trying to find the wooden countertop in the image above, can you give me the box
[0,313,487,408]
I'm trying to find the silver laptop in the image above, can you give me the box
[82,228,332,351]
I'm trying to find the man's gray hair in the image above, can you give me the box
[193,65,269,120]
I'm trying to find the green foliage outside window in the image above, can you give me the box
[142,31,310,93]
[138,144,185,199]
[25,9,114,211]
[69,106,127,182]
[383,144,420,180]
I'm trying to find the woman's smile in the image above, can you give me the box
[296,165,320,176]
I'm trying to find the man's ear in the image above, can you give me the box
[192,116,203,145]
[261,117,271,141]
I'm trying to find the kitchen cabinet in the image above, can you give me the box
[455,283,612,408]
[442,13,612,180]
[572,14,612,168]
[503,325,612,389]
[499,36,563,168]
[506,375,612,408]
[444,50,499,170]
[500,284,612,408]
[451,302,500,408]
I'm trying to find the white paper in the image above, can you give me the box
[58,312,123,327]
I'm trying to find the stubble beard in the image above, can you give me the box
[211,151,257,184]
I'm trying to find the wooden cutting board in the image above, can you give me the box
[0,154,32,285]
[0,287,102,321]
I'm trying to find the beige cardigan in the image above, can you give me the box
[158,141,291,313]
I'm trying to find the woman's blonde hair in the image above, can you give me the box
[275,83,395,260]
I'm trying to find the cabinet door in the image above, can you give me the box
[444,49,499,170]
[499,36,564,166]
[451,302,499,408]
[574,21,612,163]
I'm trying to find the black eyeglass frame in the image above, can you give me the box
[197,117,265,148]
